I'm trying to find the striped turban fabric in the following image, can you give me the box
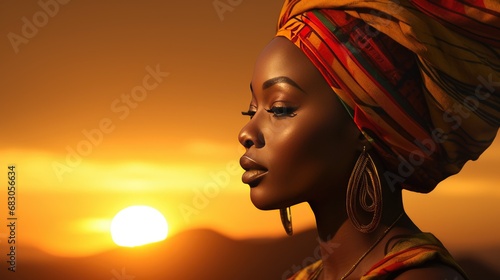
[276,0,499,193]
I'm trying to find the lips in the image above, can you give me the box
[240,155,268,186]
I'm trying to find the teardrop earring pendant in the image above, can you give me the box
[280,207,293,236]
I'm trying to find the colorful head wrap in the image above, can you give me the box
[276,0,499,193]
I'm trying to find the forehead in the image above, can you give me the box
[252,37,324,91]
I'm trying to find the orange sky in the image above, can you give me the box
[0,0,499,259]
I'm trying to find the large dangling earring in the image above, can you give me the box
[346,147,382,233]
[280,207,293,236]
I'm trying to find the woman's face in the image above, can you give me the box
[238,37,362,210]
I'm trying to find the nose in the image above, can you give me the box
[238,119,264,149]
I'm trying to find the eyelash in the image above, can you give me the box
[241,106,297,119]
[241,110,256,119]
[266,106,297,117]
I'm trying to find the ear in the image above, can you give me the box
[356,130,373,152]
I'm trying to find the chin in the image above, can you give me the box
[253,203,278,211]
[250,196,278,211]
[249,188,293,211]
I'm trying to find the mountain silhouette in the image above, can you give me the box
[456,257,500,280]
[0,228,498,280]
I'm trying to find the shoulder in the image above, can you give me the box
[393,264,466,280]
[364,232,468,280]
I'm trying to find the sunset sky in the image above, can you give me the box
[0,0,498,263]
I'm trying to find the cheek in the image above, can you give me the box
[291,109,355,163]
[267,112,357,194]
[294,121,350,181]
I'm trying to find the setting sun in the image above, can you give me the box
[110,206,169,247]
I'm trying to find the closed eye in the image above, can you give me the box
[265,106,297,118]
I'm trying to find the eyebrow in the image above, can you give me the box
[250,76,306,93]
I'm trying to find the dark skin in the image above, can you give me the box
[238,37,465,279]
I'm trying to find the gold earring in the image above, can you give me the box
[280,207,293,236]
[346,147,382,233]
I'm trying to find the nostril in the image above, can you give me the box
[244,139,254,148]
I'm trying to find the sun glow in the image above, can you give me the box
[110,206,169,247]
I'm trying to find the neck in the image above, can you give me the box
[309,190,412,279]
[310,201,378,279]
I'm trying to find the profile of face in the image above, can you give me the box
[238,37,363,210]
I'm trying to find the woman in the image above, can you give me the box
[239,0,499,279]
